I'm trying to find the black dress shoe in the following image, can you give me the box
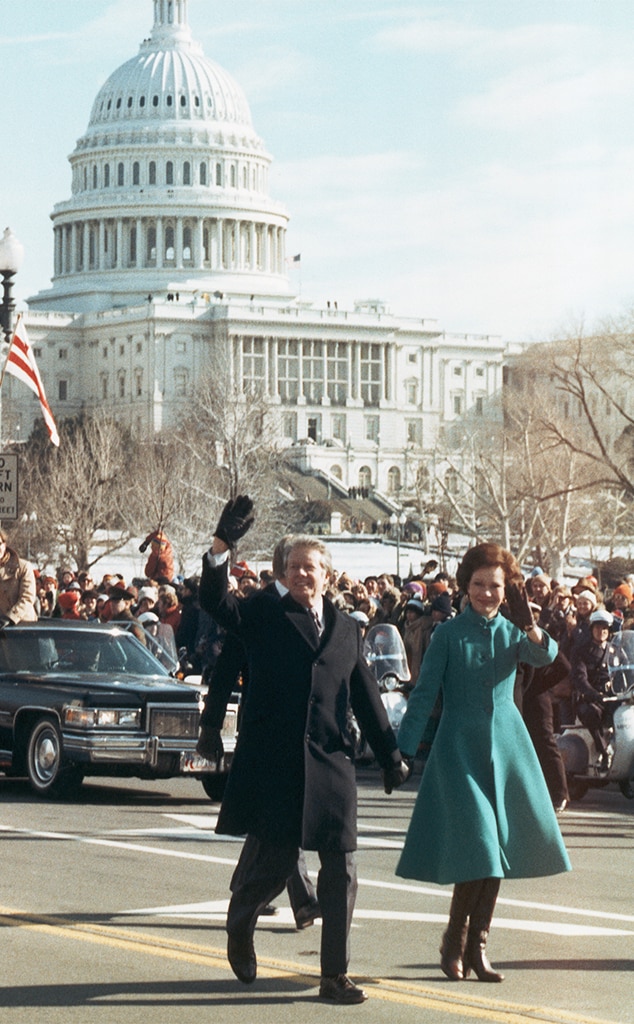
[295,902,321,930]
[227,933,257,984]
[319,974,368,1004]
[260,903,278,916]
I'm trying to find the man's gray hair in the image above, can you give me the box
[282,535,333,577]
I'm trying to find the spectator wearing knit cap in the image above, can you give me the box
[607,583,634,630]
[571,589,599,650]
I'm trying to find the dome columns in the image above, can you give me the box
[52,212,287,282]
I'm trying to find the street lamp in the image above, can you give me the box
[389,511,407,579]
[20,510,38,561]
[0,227,24,344]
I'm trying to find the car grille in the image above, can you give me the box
[148,708,200,739]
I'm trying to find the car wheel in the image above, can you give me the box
[26,717,83,799]
[618,776,634,799]
[201,774,227,802]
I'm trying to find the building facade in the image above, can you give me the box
[6,0,510,498]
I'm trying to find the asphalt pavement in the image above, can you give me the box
[0,766,632,1024]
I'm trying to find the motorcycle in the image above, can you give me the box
[556,629,634,800]
[363,623,413,737]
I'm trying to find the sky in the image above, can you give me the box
[3,0,634,343]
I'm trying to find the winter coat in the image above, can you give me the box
[199,557,400,851]
[396,603,571,884]
[0,549,37,623]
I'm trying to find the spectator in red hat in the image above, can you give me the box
[57,589,82,620]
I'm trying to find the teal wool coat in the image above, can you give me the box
[396,604,571,884]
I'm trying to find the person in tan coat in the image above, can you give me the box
[0,529,38,624]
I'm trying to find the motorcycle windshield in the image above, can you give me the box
[363,623,410,684]
[607,629,634,694]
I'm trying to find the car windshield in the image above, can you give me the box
[0,628,171,678]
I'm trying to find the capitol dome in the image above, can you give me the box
[29,0,292,312]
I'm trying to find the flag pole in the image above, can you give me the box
[0,311,20,390]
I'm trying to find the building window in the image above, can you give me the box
[33,347,42,359]
[146,225,156,262]
[216,162,222,186]
[406,419,422,445]
[101,375,108,399]
[183,226,192,260]
[242,337,265,388]
[407,351,417,364]
[200,162,207,186]
[166,161,174,185]
[453,365,463,376]
[129,226,137,264]
[58,380,68,401]
[406,379,418,405]
[358,466,372,490]
[453,394,462,415]
[164,225,175,260]
[476,366,485,377]
[104,164,110,187]
[331,413,346,442]
[132,162,140,185]
[387,466,401,494]
[58,348,68,360]
[118,373,126,398]
[331,464,343,481]
[149,161,156,185]
[364,415,379,442]
[360,343,381,405]
[282,412,298,441]
[92,165,98,189]
[117,162,124,186]
[277,339,299,401]
[135,371,143,397]
[475,396,484,416]
[326,341,348,404]
[183,161,191,185]
[445,468,459,494]
[307,415,321,443]
[302,340,324,403]
[136,341,142,353]
[174,371,188,397]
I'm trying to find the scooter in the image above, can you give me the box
[556,629,634,800]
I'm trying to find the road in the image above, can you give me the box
[0,766,632,1024]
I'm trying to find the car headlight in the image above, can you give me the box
[64,706,142,729]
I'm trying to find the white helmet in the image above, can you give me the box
[589,609,613,627]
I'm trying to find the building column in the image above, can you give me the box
[156,218,163,269]
[83,222,90,272]
[116,219,124,269]
[136,218,143,268]
[250,221,257,271]
[98,220,106,270]
[175,216,183,268]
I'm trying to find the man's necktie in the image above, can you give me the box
[309,607,323,638]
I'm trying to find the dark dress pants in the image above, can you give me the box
[523,689,569,805]
[227,834,357,976]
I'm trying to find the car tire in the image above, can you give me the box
[26,716,83,799]
[201,773,227,802]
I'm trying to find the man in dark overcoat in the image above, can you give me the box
[199,497,409,1004]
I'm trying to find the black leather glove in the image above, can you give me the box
[214,495,255,549]
[139,539,150,553]
[383,758,412,794]
[196,726,224,761]
[504,582,534,631]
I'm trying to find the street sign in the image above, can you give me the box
[0,453,19,520]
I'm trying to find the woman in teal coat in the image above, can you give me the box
[396,543,571,983]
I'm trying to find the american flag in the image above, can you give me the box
[2,316,60,446]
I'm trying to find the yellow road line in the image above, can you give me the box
[0,906,619,1024]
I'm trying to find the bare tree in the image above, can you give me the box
[17,414,132,570]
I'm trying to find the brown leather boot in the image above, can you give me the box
[439,881,482,980]
[463,877,504,982]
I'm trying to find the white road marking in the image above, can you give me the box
[118,898,633,937]
[3,820,633,937]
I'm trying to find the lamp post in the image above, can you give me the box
[20,510,38,561]
[389,511,407,579]
[0,227,24,344]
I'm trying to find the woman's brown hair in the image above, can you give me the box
[456,542,523,593]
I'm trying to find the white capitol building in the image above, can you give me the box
[7,0,510,501]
